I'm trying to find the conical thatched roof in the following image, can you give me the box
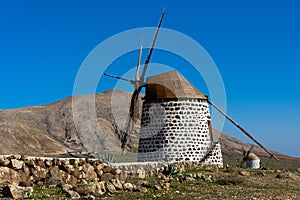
[145,70,207,100]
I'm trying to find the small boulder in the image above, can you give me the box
[11,159,24,170]
[82,163,91,173]
[44,159,53,167]
[95,181,106,195]
[85,166,97,181]
[105,182,116,193]
[163,183,170,190]
[111,179,123,190]
[196,172,203,179]
[48,166,61,185]
[65,174,78,185]
[137,180,150,188]
[32,166,48,183]
[239,171,250,176]
[95,164,104,172]
[137,169,146,179]
[118,170,128,181]
[66,190,81,199]
[71,166,80,178]
[75,183,97,196]
[18,166,31,186]
[95,169,103,177]
[123,182,134,191]
[201,174,212,182]
[112,169,122,175]
[0,157,10,166]
[36,180,44,187]
[161,175,170,182]
[100,173,114,182]
[2,185,33,199]
[136,186,147,193]
[185,176,195,181]
[154,185,161,191]
[24,158,35,168]
[61,159,70,166]
[85,194,96,200]
[62,184,73,192]
[102,166,112,173]
[0,167,20,185]
[78,158,86,166]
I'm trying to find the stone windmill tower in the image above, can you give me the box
[136,70,223,166]
[105,8,279,167]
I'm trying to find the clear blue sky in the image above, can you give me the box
[0,1,299,157]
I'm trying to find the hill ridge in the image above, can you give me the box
[0,89,299,169]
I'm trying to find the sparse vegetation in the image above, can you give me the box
[24,165,300,200]
[181,168,200,175]
[164,164,179,177]
[98,132,107,152]
[30,185,66,199]
[111,169,300,200]
[181,165,207,175]
[102,152,118,163]
[215,174,245,185]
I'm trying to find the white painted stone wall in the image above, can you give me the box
[246,159,260,169]
[137,98,222,166]
[202,142,223,167]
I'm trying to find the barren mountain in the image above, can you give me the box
[0,89,299,169]
[0,89,137,156]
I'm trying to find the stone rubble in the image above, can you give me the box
[0,155,222,199]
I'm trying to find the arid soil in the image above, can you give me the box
[29,167,300,200]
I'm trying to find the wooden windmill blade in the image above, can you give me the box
[207,99,279,161]
[139,7,165,85]
[246,144,254,159]
[104,73,136,84]
[239,144,255,167]
[134,37,143,90]
[130,7,166,122]
[239,148,247,167]
[121,8,166,150]
[119,40,143,150]
[120,41,143,150]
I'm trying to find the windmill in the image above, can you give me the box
[239,145,261,169]
[104,8,279,165]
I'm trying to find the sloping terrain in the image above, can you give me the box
[0,89,299,169]
[0,89,136,156]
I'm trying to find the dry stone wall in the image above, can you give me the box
[138,99,222,165]
[0,155,222,198]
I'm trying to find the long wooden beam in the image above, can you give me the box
[104,73,137,84]
[139,7,165,85]
[134,37,143,90]
[121,7,165,151]
[207,99,279,161]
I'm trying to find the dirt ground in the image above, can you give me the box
[28,168,300,200]
[107,169,300,200]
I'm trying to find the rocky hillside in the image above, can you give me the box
[0,89,142,156]
[0,89,299,169]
